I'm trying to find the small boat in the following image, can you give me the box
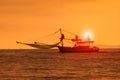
[58,29,99,53]
[16,28,99,52]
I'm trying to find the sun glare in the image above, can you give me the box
[83,30,94,41]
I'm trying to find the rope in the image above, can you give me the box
[62,29,76,35]
[39,29,77,39]
[24,28,79,43]
[39,29,60,39]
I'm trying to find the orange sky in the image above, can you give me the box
[0,0,120,49]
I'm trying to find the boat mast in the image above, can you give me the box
[60,28,64,47]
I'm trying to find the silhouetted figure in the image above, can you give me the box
[60,34,65,41]
[71,35,79,46]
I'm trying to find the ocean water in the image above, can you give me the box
[0,49,120,80]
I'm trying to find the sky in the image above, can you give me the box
[0,0,120,49]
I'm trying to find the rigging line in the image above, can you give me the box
[40,29,60,38]
[62,29,76,35]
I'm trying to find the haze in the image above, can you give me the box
[0,0,120,49]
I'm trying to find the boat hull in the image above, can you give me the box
[58,46,99,53]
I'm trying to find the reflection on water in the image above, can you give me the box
[0,49,119,80]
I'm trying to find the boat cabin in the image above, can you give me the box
[71,35,94,48]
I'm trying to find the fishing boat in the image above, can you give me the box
[16,28,99,52]
[58,29,99,53]
[58,42,99,53]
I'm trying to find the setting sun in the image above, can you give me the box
[0,0,120,48]
[83,30,94,41]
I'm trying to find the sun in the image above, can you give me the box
[83,31,94,41]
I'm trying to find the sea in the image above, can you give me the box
[0,49,120,80]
